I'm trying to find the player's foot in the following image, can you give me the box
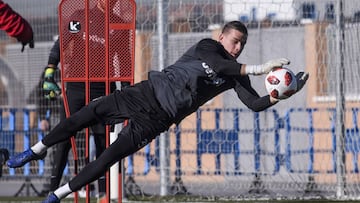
[42,193,60,203]
[7,149,46,168]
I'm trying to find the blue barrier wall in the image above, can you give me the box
[125,108,360,178]
[1,107,359,178]
[0,108,45,176]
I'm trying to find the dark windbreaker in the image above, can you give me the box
[148,38,274,124]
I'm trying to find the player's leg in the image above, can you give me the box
[49,88,82,192]
[89,84,109,197]
[49,140,72,192]
[51,120,159,200]
[42,83,171,202]
[39,103,66,196]
[51,124,139,200]
[91,123,107,196]
[7,93,118,168]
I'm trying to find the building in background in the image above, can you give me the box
[224,0,360,23]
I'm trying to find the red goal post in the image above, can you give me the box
[58,0,136,202]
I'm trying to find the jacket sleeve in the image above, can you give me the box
[0,1,33,43]
[233,76,275,112]
[195,38,242,76]
[35,73,50,120]
[47,39,60,67]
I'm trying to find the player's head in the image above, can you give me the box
[218,21,248,59]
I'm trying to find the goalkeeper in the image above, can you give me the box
[7,21,308,203]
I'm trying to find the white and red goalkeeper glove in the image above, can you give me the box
[245,58,290,75]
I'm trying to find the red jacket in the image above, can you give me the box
[0,0,33,43]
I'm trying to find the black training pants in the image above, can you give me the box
[42,81,171,192]
[49,86,108,192]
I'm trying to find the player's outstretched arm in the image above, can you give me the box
[241,58,290,75]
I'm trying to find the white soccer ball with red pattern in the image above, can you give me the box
[265,67,297,100]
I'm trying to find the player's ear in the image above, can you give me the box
[218,33,224,42]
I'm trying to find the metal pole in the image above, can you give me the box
[157,0,170,196]
[335,0,346,199]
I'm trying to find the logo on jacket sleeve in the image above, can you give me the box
[202,62,224,86]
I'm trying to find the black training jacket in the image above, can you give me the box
[148,38,274,124]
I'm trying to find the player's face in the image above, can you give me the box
[219,29,247,59]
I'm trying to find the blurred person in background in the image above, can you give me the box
[40,37,106,198]
[0,0,34,51]
[26,38,65,197]
[27,52,64,197]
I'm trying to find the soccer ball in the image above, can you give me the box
[265,67,297,99]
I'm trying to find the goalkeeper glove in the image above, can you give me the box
[42,66,61,100]
[20,37,34,52]
[295,71,309,92]
[245,58,290,75]
[275,71,309,101]
[269,71,309,102]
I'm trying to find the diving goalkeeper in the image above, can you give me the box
[7,21,308,203]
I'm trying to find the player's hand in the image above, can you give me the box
[269,96,280,104]
[295,71,309,92]
[42,66,61,100]
[245,58,290,75]
[39,120,50,131]
[263,58,290,73]
[20,37,35,52]
[278,71,309,101]
[43,81,61,100]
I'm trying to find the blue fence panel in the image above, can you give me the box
[127,146,154,176]
[196,109,240,175]
[253,109,282,175]
[9,106,359,179]
[0,109,16,155]
[0,109,16,175]
[126,139,159,176]
[344,108,359,173]
[285,107,360,174]
[174,125,182,177]
[115,108,283,178]
[285,108,335,173]
[195,108,281,176]
[0,108,47,176]
[23,109,31,176]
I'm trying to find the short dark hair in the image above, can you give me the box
[221,21,248,37]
